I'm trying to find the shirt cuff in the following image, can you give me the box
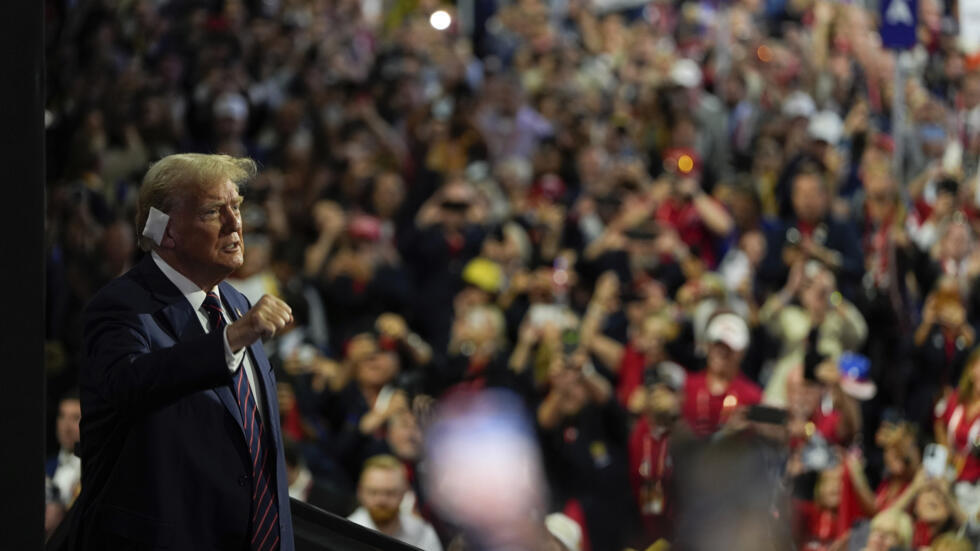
[222,326,246,372]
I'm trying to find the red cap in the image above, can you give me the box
[529,174,566,202]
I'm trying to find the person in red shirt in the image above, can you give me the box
[627,362,687,544]
[654,149,734,269]
[579,271,679,411]
[846,423,920,516]
[795,466,850,550]
[935,347,980,483]
[681,313,762,437]
[910,483,962,548]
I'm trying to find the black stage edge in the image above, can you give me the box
[291,499,423,551]
[0,0,46,548]
[49,498,424,550]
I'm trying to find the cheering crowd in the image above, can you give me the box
[41,0,980,549]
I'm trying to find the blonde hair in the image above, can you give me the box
[870,510,913,547]
[931,533,973,551]
[136,153,256,251]
[956,345,980,399]
[359,454,406,485]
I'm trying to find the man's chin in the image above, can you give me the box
[367,507,399,525]
[218,254,245,272]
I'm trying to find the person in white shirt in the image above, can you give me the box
[47,391,82,506]
[348,455,443,551]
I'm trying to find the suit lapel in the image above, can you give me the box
[160,298,251,437]
[138,257,249,434]
[138,255,199,343]
[221,284,288,507]
[220,283,283,450]
[251,339,282,449]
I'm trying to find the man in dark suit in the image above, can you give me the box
[759,163,864,297]
[70,153,295,550]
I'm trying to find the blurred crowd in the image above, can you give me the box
[40,0,980,549]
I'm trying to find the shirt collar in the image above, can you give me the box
[151,251,220,312]
[58,448,79,464]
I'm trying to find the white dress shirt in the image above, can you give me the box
[51,449,81,505]
[347,507,443,551]
[151,252,265,420]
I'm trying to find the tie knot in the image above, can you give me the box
[204,291,222,311]
[203,292,225,331]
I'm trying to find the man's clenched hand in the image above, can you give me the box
[226,295,293,351]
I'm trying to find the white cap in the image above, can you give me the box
[705,313,749,352]
[213,92,249,121]
[807,110,844,145]
[782,91,816,119]
[670,58,702,88]
[545,513,582,551]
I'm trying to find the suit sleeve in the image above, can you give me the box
[82,293,231,414]
[834,222,865,286]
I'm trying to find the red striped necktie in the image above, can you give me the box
[204,292,280,551]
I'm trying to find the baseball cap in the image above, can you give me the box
[807,110,844,145]
[705,313,749,351]
[782,91,816,119]
[670,58,702,88]
[643,361,687,392]
[838,352,877,400]
[462,257,503,294]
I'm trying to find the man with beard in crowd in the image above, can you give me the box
[348,454,442,550]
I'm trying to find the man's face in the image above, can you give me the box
[864,176,896,221]
[637,318,666,357]
[914,487,949,524]
[942,222,970,260]
[358,467,406,525]
[647,385,679,423]
[168,178,244,288]
[557,373,589,416]
[440,183,473,231]
[706,342,742,377]
[791,174,827,223]
[800,271,833,315]
[373,173,405,218]
[56,399,81,453]
[963,74,980,111]
[387,411,422,461]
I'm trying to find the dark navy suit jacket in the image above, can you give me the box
[69,255,294,550]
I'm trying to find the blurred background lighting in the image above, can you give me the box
[430,10,451,31]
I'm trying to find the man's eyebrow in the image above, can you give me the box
[199,196,243,210]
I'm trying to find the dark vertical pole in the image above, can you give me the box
[0,0,46,548]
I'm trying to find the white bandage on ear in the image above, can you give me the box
[142,206,170,247]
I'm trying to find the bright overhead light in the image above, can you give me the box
[430,10,451,31]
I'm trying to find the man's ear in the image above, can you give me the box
[159,225,177,249]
